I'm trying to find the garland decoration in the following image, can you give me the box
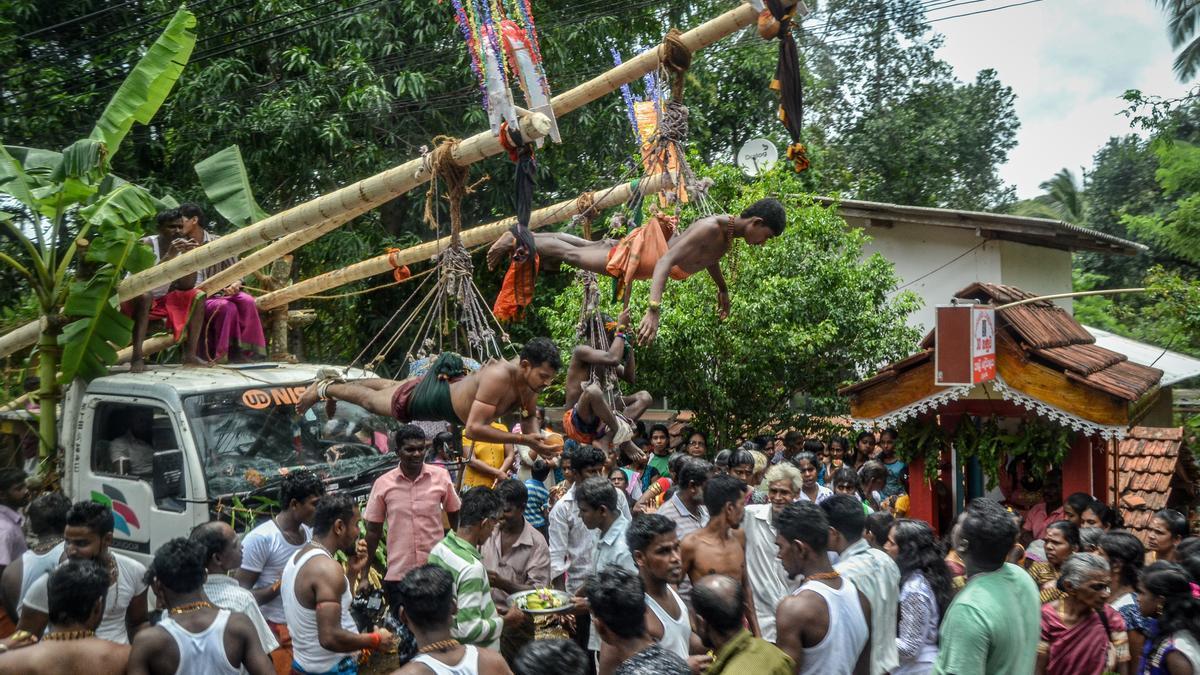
[445,0,559,142]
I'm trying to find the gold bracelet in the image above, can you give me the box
[647,301,661,312]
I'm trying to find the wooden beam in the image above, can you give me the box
[847,359,946,421]
[257,172,674,310]
[995,335,1128,426]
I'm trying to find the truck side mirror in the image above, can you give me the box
[152,449,185,503]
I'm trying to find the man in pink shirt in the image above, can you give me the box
[1021,468,1065,543]
[363,424,462,620]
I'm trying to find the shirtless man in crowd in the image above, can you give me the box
[489,199,787,344]
[0,561,131,675]
[562,308,652,460]
[297,337,560,452]
[679,474,759,636]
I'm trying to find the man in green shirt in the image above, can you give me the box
[935,498,1040,675]
[427,487,525,650]
[692,574,794,675]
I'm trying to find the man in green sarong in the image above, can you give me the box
[296,338,561,453]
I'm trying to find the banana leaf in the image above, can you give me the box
[0,145,36,214]
[89,8,197,159]
[194,145,268,227]
[58,228,157,382]
[80,181,160,230]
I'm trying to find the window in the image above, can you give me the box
[92,401,186,508]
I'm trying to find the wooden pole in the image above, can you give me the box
[0,319,43,360]
[122,112,553,303]
[257,171,674,310]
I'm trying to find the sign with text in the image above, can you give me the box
[935,304,997,386]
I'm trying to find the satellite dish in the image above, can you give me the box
[737,139,778,177]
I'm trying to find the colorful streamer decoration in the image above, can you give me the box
[445,0,559,141]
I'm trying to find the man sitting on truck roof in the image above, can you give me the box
[0,560,131,675]
[7,501,149,648]
[123,209,207,373]
[296,337,563,457]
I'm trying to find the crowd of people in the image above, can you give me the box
[0,422,1194,675]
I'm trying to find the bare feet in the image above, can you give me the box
[130,359,147,374]
[182,356,208,368]
[487,231,516,270]
[296,381,321,415]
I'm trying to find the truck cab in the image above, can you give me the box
[59,363,398,567]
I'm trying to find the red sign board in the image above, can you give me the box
[936,305,997,386]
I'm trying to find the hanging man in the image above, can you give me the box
[488,199,787,344]
[562,308,652,456]
[296,338,561,454]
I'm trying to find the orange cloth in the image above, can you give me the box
[604,214,690,295]
[493,254,539,322]
[562,407,599,444]
[267,620,293,675]
[120,288,201,342]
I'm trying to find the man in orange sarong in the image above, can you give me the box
[487,198,787,344]
[122,210,206,372]
[562,308,653,463]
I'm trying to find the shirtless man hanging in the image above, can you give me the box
[488,199,787,344]
[296,337,560,452]
[563,308,652,460]
[679,474,760,636]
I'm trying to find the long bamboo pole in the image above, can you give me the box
[258,171,675,310]
[0,319,43,362]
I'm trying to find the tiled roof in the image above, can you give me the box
[1117,427,1198,544]
[955,283,1162,402]
[844,283,1163,403]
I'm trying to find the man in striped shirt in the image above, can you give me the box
[428,487,525,650]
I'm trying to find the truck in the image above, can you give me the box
[32,362,401,566]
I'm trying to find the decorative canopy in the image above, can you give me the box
[839,283,1163,439]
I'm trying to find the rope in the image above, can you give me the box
[659,27,692,103]
[571,191,597,240]
[422,136,488,246]
[575,270,620,410]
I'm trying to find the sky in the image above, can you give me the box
[932,0,1195,199]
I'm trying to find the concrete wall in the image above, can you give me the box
[857,222,1074,334]
[998,240,1073,314]
[860,224,1001,335]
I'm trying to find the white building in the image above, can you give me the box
[817,197,1144,334]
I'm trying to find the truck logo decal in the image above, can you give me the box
[91,485,141,535]
[242,387,308,410]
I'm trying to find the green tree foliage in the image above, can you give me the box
[806,0,1019,209]
[1152,0,1200,81]
[543,165,921,447]
[0,7,196,477]
[1,0,1017,377]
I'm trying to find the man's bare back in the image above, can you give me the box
[0,638,130,675]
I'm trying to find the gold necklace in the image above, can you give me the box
[419,639,461,654]
[45,629,94,640]
[169,600,215,615]
[807,570,840,581]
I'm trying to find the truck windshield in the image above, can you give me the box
[183,384,401,497]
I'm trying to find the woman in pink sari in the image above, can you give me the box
[202,281,266,362]
[1037,552,1131,675]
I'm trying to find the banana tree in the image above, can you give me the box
[0,8,197,481]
